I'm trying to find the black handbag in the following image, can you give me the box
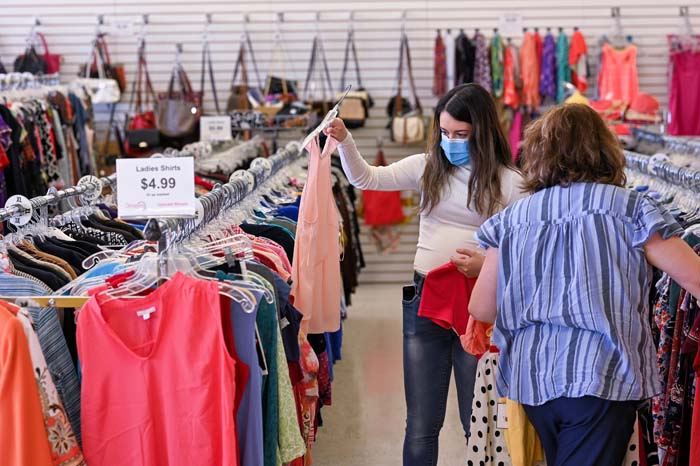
[14,44,47,74]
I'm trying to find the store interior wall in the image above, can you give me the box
[2,0,697,284]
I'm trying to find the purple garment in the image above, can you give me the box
[0,115,11,151]
[539,34,557,99]
[473,33,492,91]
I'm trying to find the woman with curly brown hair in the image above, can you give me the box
[469,103,700,466]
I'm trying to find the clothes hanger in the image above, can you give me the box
[301,84,352,150]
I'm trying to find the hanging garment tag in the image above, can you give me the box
[200,116,232,142]
[136,307,156,321]
[280,317,290,329]
[497,402,509,429]
[117,157,195,219]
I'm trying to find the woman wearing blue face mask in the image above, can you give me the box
[325,83,527,465]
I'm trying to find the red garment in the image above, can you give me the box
[598,43,639,103]
[418,262,476,335]
[78,273,238,466]
[503,45,520,109]
[668,49,700,136]
[433,33,447,97]
[0,145,9,169]
[509,110,524,163]
[569,30,589,92]
[519,32,540,110]
[690,348,700,465]
[534,32,543,71]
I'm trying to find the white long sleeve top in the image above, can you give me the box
[337,134,527,274]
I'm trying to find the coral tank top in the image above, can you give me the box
[77,272,238,466]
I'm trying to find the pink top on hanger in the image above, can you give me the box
[291,136,342,334]
[598,43,639,103]
[77,272,238,466]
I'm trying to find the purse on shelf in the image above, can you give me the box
[14,32,61,75]
[78,34,126,93]
[75,35,121,105]
[156,56,202,140]
[389,33,426,145]
[303,34,334,116]
[124,41,160,157]
[260,33,299,116]
[337,29,374,129]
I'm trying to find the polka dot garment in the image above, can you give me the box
[465,351,512,466]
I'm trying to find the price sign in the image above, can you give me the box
[498,14,524,37]
[116,157,195,219]
[111,20,135,37]
[200,116,232,142]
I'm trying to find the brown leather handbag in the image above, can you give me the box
[337,29,374,129]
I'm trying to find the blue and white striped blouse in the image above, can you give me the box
[476,182,683,406]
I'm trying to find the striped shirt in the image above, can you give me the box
[476,182,683,406]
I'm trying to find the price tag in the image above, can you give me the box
[497,402,509,429]
[200,116,232,142]
[116,157,195,219]
[111,20,135,37]
[498,14,524,37]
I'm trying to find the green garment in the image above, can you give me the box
[490,34,505,98]
[556,33,572,103]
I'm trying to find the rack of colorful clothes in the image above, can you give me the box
[0,136,362,466]
[0,72,98,204]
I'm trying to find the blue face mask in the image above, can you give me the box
[440,134,471,166]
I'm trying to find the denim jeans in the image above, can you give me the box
[402,273,478,466]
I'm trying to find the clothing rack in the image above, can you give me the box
[632,128,700,156]
[624,150,700,192]
[0,174,116,224]
[0,141,302,307]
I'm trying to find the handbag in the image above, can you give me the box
[78,35,126,93]
[389,33,426,145]
[15,32,60,74]
[75,37,121,105]
[124,41,160,157]
[337,29,374,129]
[226,33,262,113]
[303,34,334,115]
[227,43,252,112]
[362,149,405,226]
[156,58,202,139]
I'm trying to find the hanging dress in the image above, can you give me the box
[556,33,572,103]
[433,32,447,98]
[519,32,540,110]
[491,34,505,98]
[291,136,342,334]
[539,34,557,100]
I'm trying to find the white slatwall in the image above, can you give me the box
[1,0,698,284]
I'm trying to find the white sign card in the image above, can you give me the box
[116,157,195,219]
[200,116,233,142]
[498,14,524,38]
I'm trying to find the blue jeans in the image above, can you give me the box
[402,273,478,466]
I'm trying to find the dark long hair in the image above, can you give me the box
[421,84,515,216]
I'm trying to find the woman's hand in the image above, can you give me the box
[451,248,485,278]
[324,118,349,143]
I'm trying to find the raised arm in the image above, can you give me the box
[325,118,424,192]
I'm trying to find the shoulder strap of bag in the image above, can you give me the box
[36,32,52,62]
[403,34,422,114]
[340,30,364,91]
[244,33,262,90]
[303,37,319,99]
[231,43,250,89]
[200,41,221,113]
[393,34,406,116]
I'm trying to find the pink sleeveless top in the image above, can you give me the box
[77,272,237,466]
[291,136,342,333]
[598,43,639,103]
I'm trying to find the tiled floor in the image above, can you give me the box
[312,284,466,466]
